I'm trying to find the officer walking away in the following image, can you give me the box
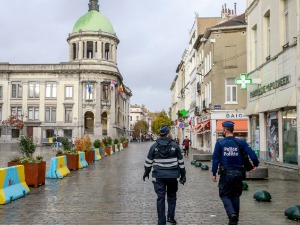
[211,121,259,225]
[143,125,186,225]
[182,136,191,157]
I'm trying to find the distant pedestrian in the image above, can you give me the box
[212,121,259,225]
[173,137,179,146]
[182,136,191,157]
[143,125,186,225]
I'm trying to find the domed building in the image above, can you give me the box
[0,0,132,144]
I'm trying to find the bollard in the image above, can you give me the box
[0,165,30,204]
[46,156,70,179]
[253,190,272,202]
[78,152,88,169]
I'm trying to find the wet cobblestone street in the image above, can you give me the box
[0,142,300,224]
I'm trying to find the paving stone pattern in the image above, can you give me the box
[0,142,300,225]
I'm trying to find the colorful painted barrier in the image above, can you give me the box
[114,144,119,153]
[110,147,114,155]
[0,165,30,204]
[78,152,88,169]
[120,143,123,151]
[46,156,70,179]
[94,149,101,161]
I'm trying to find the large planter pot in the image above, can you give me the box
[112,145,115,152]
[84,151,95,164]
[7,161,46,188]
[104,146,111,155]
[123,142,128,148]
[117,144,120,151]
[65,154,79,171]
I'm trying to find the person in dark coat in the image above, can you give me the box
[143,125,186,225]
[212,121,259,225]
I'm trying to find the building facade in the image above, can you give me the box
[0,0,132,144]
[245,0,300,167]
[170,4,248,151]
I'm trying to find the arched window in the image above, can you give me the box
[105,43,110,60]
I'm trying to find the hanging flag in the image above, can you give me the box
[119,84,124,93]
[87,80,91,93]
[110,80,115,91]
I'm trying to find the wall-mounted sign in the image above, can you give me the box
[214,105,221,110]
[250,75,291,98]
[235,73,252,90]
[226,113,244,119]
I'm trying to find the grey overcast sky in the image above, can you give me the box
[0,0,246,112]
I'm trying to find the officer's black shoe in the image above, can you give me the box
[167,218,177,224]
[228,214,238,225]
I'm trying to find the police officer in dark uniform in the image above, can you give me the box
[143,125,186,225]
[212,121,259,225]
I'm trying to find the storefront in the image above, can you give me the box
[194,111,248,152]
[245,74,298,166]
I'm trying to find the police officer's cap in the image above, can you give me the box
[222,121,235,128]
[160,125,170,134]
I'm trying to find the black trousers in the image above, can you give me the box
[218,170,243,219]
[153,178,178,225]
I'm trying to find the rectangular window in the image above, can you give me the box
[0,86,2,100]
[11,83,23,98]
[64,129,72,139]
[252,25,258,69]
[28,107,39,120]
[102,84,109,100]
[225,45,237,68]
[264,11,271,58]
[46,129,54,138]
[225,78,237,103]
[46,83,57,98]
[11,106,22,118]
[86,83,93,100]
[11,129,20,138]
[65,86,73,99]
[284,0,289,44]
[28,83,39,98]
[65,107,73,122]
[45,106,56,122]
[136,116,139,120]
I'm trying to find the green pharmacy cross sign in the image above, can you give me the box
[235,73,252,90]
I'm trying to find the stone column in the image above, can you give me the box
[93,41,96,59]
[78,42,83,60]
[278,110,283,163]
[69,43,73,61]
[259,112,267,161]
[97,41,101,60]
[76,42,79,59]
[109,86,116,137]
[84,41,87,59]
[78,81,84,136]
[94,81,102,135]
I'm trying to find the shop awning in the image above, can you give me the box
[257,94,274,113]
[270,88,296,110]
[244,101,258,116]
[196,121,210,133]
[216,120,248,132]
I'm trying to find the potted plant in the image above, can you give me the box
[120,136,128,148]
[8,135,46,188]
[57,136,79,170]
[93,139,102,160]
[81,135,94,164]
[103,137,112,155]
[114,138,119,152]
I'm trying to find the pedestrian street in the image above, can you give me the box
[0,142,300,225]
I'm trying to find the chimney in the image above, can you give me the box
[234,3,237,15]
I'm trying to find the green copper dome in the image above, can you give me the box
[72,10,115,34]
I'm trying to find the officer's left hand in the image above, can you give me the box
[212,176,217,182]
[179,176,186,185]
[143,173,149,181]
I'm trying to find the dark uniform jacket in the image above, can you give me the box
[212,136,259,176]
[144,137,185,178]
